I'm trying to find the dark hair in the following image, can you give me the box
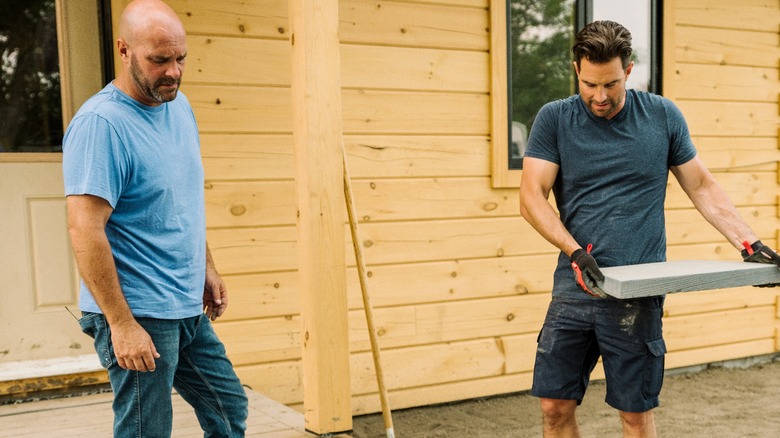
[572,20,632,69]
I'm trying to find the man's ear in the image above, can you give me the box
[572,61,580,77]
[624,60,634,79]
[116,39,129,61]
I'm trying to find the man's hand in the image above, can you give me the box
[204,266,228,321]
[571,247,608,298]
[742,240,780,287]
[111,319,160,372]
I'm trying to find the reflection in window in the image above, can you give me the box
[0,0,62,152]
[508,0,577,169]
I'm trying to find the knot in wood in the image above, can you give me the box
[230,204,247,216]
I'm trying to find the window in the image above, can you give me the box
[0,0,109,154]
[492,0,662,185]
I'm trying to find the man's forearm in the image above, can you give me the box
[520,194,580,257]
[672,157,759,251]
[69,228,135,326]
[687,181,758,251]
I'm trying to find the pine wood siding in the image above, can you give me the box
[658,0,780,414]
[166,0,780,414]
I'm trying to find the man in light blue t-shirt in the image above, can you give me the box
[63,1,247,436]
[519,20,780,437]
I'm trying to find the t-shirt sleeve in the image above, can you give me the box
[663,98,697,167]
[523,101,561,165]
[62,112,128,208]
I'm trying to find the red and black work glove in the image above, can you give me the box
[742,240,780,288]
[570,245,608,298]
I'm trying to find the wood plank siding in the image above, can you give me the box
[161,0,780,415]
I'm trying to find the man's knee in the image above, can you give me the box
[620,409,656,436]
[540,398,577,424]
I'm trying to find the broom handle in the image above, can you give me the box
[342,148,396,438]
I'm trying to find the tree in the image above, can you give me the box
[509,0,575,130]
[0,0,62,152]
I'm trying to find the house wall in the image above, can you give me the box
[160,0,779,415]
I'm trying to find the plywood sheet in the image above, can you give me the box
[600,261,780,299]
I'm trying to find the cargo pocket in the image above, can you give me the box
[642,338,666,398]
[78,312,113,369]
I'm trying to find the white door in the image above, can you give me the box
[0,161,93,365]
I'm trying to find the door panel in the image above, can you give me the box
[0,162,90,362]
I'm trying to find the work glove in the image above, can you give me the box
[570,245,608,298]
[742,240,780,288]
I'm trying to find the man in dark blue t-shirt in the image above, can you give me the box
[519,20,780,437]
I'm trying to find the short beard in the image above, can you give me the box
[129,54,180,104]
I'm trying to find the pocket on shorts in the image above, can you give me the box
[78,312,113,369]
[643,338,666,398]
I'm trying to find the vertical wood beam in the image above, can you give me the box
[288,0,352,434]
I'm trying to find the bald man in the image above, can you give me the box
[63,1,248,436]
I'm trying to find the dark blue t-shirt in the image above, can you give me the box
[524,90,697,299]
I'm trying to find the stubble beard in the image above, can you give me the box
[129,55,180,104]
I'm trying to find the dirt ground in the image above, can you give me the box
[351,355,780,437]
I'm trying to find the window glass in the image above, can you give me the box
[0,0,62,152]
[508,0,576,169]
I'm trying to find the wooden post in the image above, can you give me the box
[288,0,352,435]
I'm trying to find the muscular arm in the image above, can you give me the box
[66,194,159,371]
[671,155,758,250]
[519,157,581,257]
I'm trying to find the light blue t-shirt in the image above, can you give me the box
[525,90,697,299]
[63,83,205,319]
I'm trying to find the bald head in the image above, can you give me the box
[114,0,188,106]
[119,0,185,47]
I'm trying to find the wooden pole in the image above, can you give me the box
[289,0,352,434]
[342,149,396,438]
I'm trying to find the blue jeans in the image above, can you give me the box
[79,312,248,437]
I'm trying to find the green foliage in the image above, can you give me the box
[510,0,575,129]
[0,0,63,152]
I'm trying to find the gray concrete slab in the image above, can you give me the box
[599,260,780,299]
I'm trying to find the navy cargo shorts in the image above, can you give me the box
[530,296,666,413]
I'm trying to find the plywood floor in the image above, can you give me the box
[0,388,344,437]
